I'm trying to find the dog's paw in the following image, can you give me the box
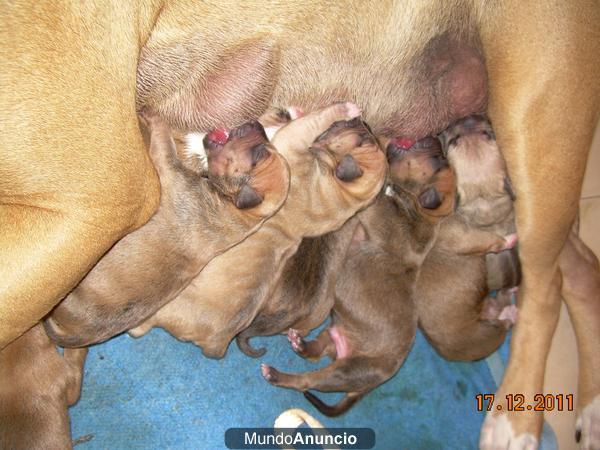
[287,328,306,355]
[480,413,539,450]
[576,395,600,450]
[261,364,280,383]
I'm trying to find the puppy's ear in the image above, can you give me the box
[503,177,516,201]
[418,187,442,210]
[235,184,263,209]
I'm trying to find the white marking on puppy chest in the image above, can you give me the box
[184,132,208,170]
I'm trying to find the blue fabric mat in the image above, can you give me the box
[70,327,556,450]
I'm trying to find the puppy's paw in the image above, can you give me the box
[335,101,362,120]
[205,121,290,218]
[489,233,519,253]
[287,328,307,355]
[261,364,280,383]
[480,413,539,450]
[576,395,600,450]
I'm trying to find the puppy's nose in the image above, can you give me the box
[335,154,363,182]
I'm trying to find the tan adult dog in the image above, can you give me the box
[0,324,87,450]
[1,1,599,447]
[129,105,386,358]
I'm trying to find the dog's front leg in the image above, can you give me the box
[479,2,600,448]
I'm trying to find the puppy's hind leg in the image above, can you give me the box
[261,355,395,417]
[287,328,336,362]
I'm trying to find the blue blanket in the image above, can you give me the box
[70,327,557,450]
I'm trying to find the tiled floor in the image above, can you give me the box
[544,120,600,449]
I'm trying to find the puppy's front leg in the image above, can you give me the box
[436,220,516,255]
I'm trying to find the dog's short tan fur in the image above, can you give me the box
[0,324,87,450]
[261,137,456,416]
[130,104,386,358]
[44,114,290,347]
[417,116,520,361]
[2,0,599,446]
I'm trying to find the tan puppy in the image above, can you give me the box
[0,324,87,450]
[261,137,456,416]
[2,1,599,446]
[129,103,387,358]
[417,115,520,361]
[44,114,290,347]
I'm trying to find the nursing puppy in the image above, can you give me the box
[0,324,87,450]
[129,103,387,358]
[416,115,520,361]
[261,136,456,416]
[45,114,290,347]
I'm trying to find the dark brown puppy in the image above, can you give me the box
[129,104,387,359]
[261,136,456,416]
[235,216,359,357]
[416,115,519,361]
[45,115,290,347]
[0,324,87,450]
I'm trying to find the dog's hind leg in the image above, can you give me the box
[560,232,600,448]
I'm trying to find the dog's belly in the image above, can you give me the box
[272,33,487,139]
[137,2,486,140]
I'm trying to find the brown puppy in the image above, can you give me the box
[416,115,520,361]
[44,114,290,347]
[261,136,456,416]
[129,103,387,358]
[0,324,87,450]
[3,1,599,446]
[235,217,359,357]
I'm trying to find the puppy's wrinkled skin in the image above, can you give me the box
[416,116,520,361]
[129,103,386,358]
[0,324,87,450]
[45,115,290,347]
[262,137,456,416]
[2,1,599,446]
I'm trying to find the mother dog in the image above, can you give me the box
[1,1,599,448]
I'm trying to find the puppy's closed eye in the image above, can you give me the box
[418,187,442,210]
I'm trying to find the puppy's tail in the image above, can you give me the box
[236,333,266,358]
[303,391,364,417]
